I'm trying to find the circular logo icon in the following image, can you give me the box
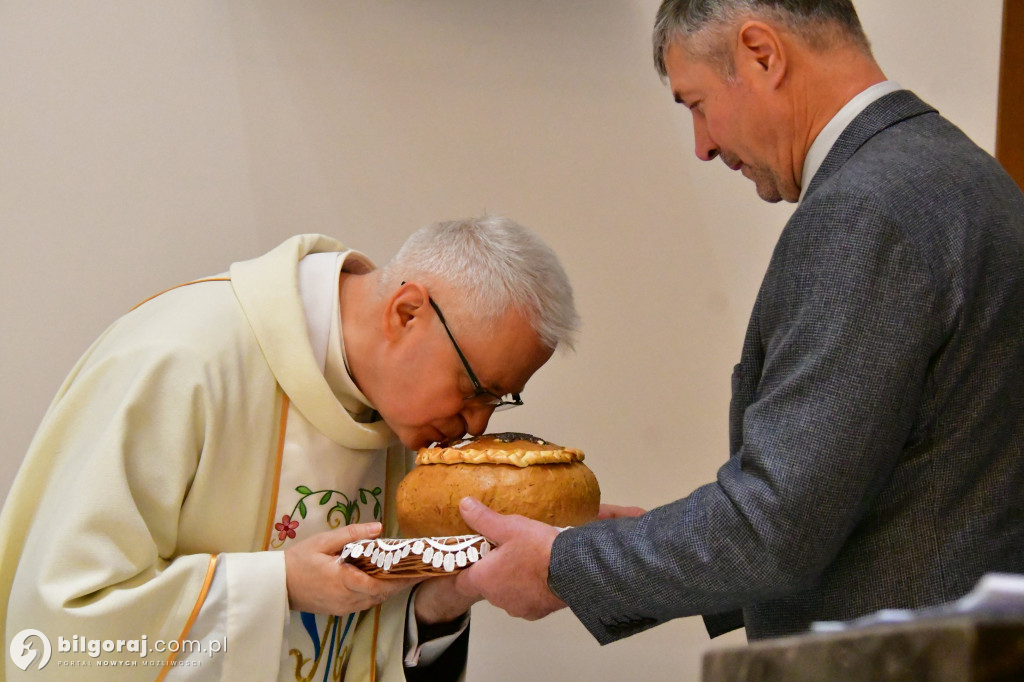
[9,629,52,671]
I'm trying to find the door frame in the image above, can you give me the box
[996,0,1023,188]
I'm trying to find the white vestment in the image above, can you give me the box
[0,235,442,681]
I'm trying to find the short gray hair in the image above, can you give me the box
[377,215,579,351]
[653,0,871,79]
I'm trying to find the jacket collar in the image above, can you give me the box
[803,90,937,200]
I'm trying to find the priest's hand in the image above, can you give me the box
[454,497,567,621]
[598,503,647,519]
[413,575,480,626]
[284,521,423,616]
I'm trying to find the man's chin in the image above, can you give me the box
[749,172,789,203]
[756,187,785,203]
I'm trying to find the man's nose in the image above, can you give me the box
[693,117,720,162]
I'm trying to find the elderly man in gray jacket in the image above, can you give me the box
[456,0,1024,643]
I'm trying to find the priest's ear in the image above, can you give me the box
[382,280,431,342]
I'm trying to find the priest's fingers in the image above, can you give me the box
[300,565,420,616]
[414,575,480,625]
[313,521,383,554]
[598,503,647,519]
[338,564,422,602]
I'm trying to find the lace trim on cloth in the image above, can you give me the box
[339,535,491,578]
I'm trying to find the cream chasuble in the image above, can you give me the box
[0,235,415,681]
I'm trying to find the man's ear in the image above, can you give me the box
[735,20,787,88]
[383,281,430,342]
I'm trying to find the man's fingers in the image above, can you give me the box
[459,497,527,542]
[319,521,382,553]
[452,540,512,600]
[453,561,485,599]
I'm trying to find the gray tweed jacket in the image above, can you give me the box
[548,90,1024,643]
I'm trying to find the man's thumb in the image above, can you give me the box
[459,497,511,541]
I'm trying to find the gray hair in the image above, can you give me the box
[377,215,579,351]
[653,0,871,79]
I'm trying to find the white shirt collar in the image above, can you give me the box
[297,250,378,419]
[799,80,902,201]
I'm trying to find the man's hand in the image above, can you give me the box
[454,497,567,621]
[284,522,423,615]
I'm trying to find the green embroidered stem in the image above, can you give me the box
[272,485,384,548]
[292,485,383,526]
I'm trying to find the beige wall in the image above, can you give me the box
[0,1,1002,679]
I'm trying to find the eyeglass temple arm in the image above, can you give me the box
[426,297,485,390]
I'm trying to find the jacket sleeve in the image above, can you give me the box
[549,193,942,644]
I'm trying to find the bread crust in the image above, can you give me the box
[396,459,600,537]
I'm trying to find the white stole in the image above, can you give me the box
[274,252,391,681]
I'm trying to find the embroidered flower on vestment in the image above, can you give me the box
[275,514,299,541]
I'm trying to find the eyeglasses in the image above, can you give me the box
[427,297,524,411]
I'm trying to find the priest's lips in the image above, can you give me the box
[427,425,463,447]
[426,428,446,447]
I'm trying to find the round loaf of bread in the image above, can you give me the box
[396,433,600,537]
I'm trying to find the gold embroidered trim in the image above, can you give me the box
[130,277,231,312]
[155,554,219,681]
[261,393,290,550]
[369,604,381,682]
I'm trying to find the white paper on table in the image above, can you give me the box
[811,573,1024,633]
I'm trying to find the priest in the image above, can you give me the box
[1,215,578,681]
